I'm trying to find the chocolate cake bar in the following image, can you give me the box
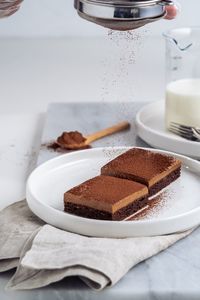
[64,175,148,221]
[101,148,181,197]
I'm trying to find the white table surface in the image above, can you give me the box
[0,113,44,210]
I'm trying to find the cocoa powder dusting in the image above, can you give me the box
[47,142,60,151]
[41,142,68,153]
[102,148,181,182]
[129,191,169,221]
[41,141,90,153]
[67,175,147,206]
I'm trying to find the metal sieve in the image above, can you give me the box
[74,0,174,30]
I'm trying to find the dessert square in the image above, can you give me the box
[64,175,148,221]
[101,148,181,197]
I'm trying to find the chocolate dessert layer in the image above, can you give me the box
[149,166,181,197]
[65,195,148,221]
[64,175,148,219]
[101,148,181,195]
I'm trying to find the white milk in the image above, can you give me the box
[166,78,200,128]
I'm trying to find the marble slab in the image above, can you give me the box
[37,102,148,165]
[1,102,200,300]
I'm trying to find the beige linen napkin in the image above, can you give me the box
[0,200,44,272]
[0,200,191,291]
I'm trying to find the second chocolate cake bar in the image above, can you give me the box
[101,148,181,197]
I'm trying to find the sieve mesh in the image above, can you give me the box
[78,11,165,30]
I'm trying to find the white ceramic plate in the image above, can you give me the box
[136,101,200,159]
[26,147,200,238]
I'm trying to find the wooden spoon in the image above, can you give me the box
[56,121,130,150]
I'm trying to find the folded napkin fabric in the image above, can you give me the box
[0,200,44,272]
[0,200,191,290]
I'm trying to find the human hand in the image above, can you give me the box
[164,4,179,20]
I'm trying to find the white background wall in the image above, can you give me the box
[0,0,199,37]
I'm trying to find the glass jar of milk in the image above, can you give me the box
[164,28,200,128]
